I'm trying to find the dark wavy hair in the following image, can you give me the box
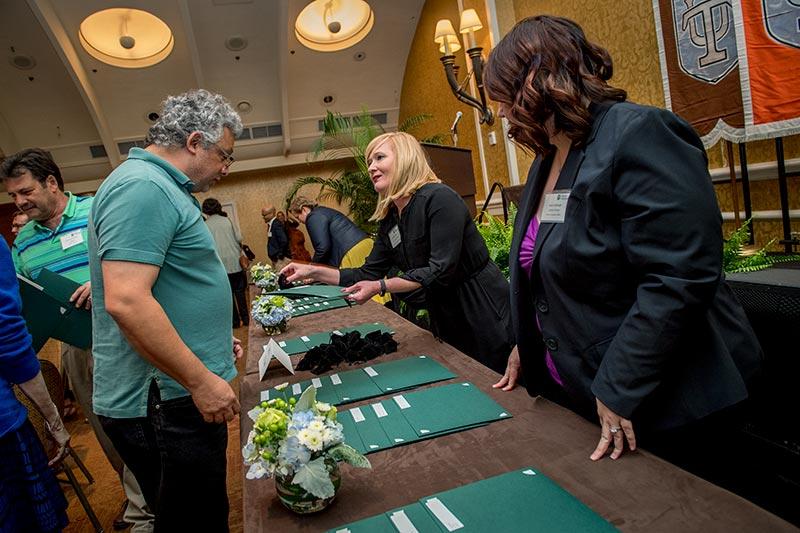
[485,15,626,154]
[202,197,226,217]
[0,148,64,190]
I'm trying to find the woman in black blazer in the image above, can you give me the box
[485,16,761,460]
[281,132,513,372]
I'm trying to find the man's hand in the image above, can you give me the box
[342,280,381,305]
[493,345,520,391]
[190,372,240,424]
[69,281,92,309]
[233,336,243,361]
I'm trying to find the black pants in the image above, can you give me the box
[99,382,229,532]
[228,270,249,327]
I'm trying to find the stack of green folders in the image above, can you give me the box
[274,322,394,355]
[260,355,456,405]
[336,382,511,454]
[328,468,619,532]
[262,285,351,317]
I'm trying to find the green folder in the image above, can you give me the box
[265,284,348,299]
[328,502,443,533]
[290,297,350,317]
[311,377,340,405]
[275,337,307,355]
[301,331,334,349]
[330,468,617,533]
[327,512,396,533]
[17,270,92,351]
[331,368,384,404]
[420,468,618,532]
[373,399,419,447]
[341,322,395,336]
[366,355,455,393]
[274,322,393,355]
[394,382,512,438]
[346,404,393,453]
[336,409,367,455]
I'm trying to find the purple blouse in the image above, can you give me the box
[519,216,564,386]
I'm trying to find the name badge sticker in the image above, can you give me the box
[388,225,402,248]
[60,229,84,250]
[540,190,571,223]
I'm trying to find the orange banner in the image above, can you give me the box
[735,0,800,138]
[653,0,800,143]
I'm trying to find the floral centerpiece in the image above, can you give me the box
[243,385,370,513]
[250,262,278,291]
[251,294,293,335]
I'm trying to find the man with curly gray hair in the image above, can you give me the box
[88,89,243,531]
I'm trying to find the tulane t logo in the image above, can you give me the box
[673,0,738,83]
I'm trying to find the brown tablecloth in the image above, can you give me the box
[241,301,794,532]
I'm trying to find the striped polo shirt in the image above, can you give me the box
[12,192,92,284]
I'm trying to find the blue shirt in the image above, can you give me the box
[0,240,40,438]
[89,148,236,418]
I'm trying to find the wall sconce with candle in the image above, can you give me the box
[433,9,493,125]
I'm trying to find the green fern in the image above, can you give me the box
[475,204,517,279]
[723,219,800,273]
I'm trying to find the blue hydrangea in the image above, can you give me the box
[289,410,315,431]
[277,436,311,470]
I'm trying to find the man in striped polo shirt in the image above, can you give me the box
[2,148,153,532]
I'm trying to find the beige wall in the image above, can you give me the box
[403,0,799,247]
[193,159,352,264]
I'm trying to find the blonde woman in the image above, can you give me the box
[282,132,513,372]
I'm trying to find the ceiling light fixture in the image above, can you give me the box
[295,0,374,52]
[79,8,174,69]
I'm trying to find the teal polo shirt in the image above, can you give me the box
[88,147,235,418]
[12,192,92,284]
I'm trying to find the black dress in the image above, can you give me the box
[339,183,513,373]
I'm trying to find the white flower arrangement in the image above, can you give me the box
[243,386,370,499]
[250,262,278,291]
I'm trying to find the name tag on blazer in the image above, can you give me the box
[540,190,571,223]
[389,225,402,248]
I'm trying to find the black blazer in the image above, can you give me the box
[340,183,513,372]
[305,206,367,267]
[510,101,762,432]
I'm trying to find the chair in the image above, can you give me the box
[14,359,104,532]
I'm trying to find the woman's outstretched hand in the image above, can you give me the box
[342,280,381,305]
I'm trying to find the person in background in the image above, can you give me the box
[11,211,29,236]
[485,16,761,464]
[202,198,249,329]
[2,148,152,531]
[1,238,70,532]
[282,132,514,373]
[277,211,311,263]
[88,89,243,531]
[261,205,291,269]
[288,196,373,268]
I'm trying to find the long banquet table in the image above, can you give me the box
[241,299,795,532]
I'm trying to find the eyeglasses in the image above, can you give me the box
[211,143,235,168]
